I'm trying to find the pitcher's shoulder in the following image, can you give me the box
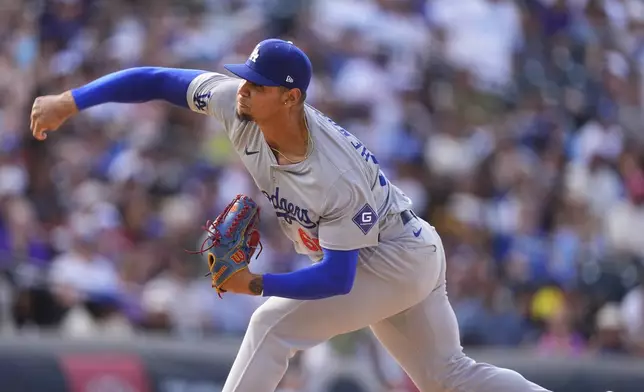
[306,106,376,168]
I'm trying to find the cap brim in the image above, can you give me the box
[224,63,281,87]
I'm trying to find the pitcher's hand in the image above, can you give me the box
[30,91,79,141]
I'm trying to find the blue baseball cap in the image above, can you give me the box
[224,38,312,93]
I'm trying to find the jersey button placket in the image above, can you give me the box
[272,170,292,244]
[271,168,282,225]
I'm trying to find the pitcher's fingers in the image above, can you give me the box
[32,122,47,141]
[29,109,37,131]
[36,131,48,141]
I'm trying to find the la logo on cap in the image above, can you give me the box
[249,44,260,63]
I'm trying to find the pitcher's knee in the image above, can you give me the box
[246,303,295,348]
[246,304,283,340]
[248,300,306,336]
[246,303,315,362]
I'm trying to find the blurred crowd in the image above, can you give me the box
[1,0,644,389]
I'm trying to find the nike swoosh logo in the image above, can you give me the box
[244,147,259,156]
[413,228,422,237]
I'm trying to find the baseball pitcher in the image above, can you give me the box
[30,38,551,392]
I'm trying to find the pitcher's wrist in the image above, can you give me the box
[62,90,80,115]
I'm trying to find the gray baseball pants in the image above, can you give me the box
[222,214,551,392]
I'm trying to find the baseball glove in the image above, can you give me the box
[187,194,262,297]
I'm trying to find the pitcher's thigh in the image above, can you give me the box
[249,265,428,349]
[370,283,465,390]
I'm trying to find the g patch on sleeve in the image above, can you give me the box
[352,203,378,234]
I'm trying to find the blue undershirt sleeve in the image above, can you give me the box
[262,248,359,300]
[70,67,207,110]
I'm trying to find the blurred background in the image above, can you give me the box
[1,0,644,391]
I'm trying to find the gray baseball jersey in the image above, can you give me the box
[186,72,413,260]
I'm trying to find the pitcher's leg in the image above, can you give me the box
[222,263,430,392]
[370,240,551,392]
[370,286,549,392]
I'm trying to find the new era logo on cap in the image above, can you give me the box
[286,75,294,83]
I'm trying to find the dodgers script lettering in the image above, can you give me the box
[262,187,317,229]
